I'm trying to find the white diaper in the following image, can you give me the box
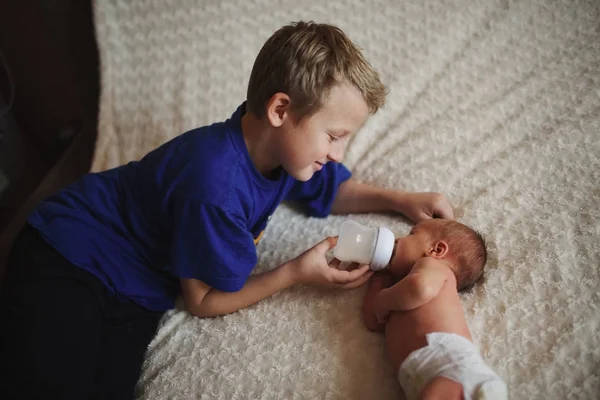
[398,332,508,400]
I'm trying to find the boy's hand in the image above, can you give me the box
[330,180,453,222]
[396,192,454,222]
[290,237,373,289]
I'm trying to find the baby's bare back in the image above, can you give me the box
[384,281,472,370]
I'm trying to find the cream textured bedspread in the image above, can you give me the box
[92,1,600,398]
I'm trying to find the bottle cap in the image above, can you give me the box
[370,227,395,271]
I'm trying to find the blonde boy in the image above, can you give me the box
[0,21,453,399]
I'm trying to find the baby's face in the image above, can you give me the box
[387,220,442,276]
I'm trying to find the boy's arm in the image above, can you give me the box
[362,272,395,332]
[330,179,454,221]
[182,237,372,317]
[180,264,295,317]
[374,259,451,322]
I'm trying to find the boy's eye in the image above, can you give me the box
[328,134,339,143]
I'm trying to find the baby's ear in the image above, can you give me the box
[428,241,449,259]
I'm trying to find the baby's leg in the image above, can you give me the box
[419,376,463,400]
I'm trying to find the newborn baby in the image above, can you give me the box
[362,219,507,400]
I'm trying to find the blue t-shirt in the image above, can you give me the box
[28,103,351,311]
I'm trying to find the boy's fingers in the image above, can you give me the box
[419,211,432,221]
[346,262,361,271]
[318,236,339,252]
[342,264,370,282]
[340,270,374,289]
[348,264,371,278]
[434,198,454,220]
[330,265,371,284]
[435,206,454,220]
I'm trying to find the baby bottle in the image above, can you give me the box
[333,220,395,271]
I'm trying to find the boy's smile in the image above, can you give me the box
[278,82,370,181]
[242,82,370,182]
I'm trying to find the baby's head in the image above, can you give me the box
[388,219,487,292]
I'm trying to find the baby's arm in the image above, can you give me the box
[374,258,450,321]
[362,272,395,332]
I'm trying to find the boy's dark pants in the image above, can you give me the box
[0,225,163,400]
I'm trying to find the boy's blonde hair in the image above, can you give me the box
[246,21,387,121]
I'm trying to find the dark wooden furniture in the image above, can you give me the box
[0,0,99,277]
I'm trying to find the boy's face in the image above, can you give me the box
[388,220,440,276]
[275,83,370,181]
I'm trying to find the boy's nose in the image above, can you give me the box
[327,143,345,163]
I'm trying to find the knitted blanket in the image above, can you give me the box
[92,1,600,398]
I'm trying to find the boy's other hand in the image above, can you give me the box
[289,237,373,289]
[396,192,454,222]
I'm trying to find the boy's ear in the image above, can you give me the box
[265,93,291,128]
[428,241,449,259]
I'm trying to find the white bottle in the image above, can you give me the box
[333,220,395,271]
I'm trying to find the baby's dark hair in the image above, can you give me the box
[437,221,487,292]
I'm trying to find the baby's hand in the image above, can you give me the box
[396,192,454,222]
[374,292,391,324]
[289,237,373,289]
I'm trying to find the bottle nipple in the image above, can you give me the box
[333,220,395,271]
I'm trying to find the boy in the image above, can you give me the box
[362,219,507,400]
[0,21,453,399]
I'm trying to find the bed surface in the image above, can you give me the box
[92,1,600,398]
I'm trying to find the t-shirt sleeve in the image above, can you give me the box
[170,197,257,292]
[285,162,352,218]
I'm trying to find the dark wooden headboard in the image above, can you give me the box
[0,0,99,274]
